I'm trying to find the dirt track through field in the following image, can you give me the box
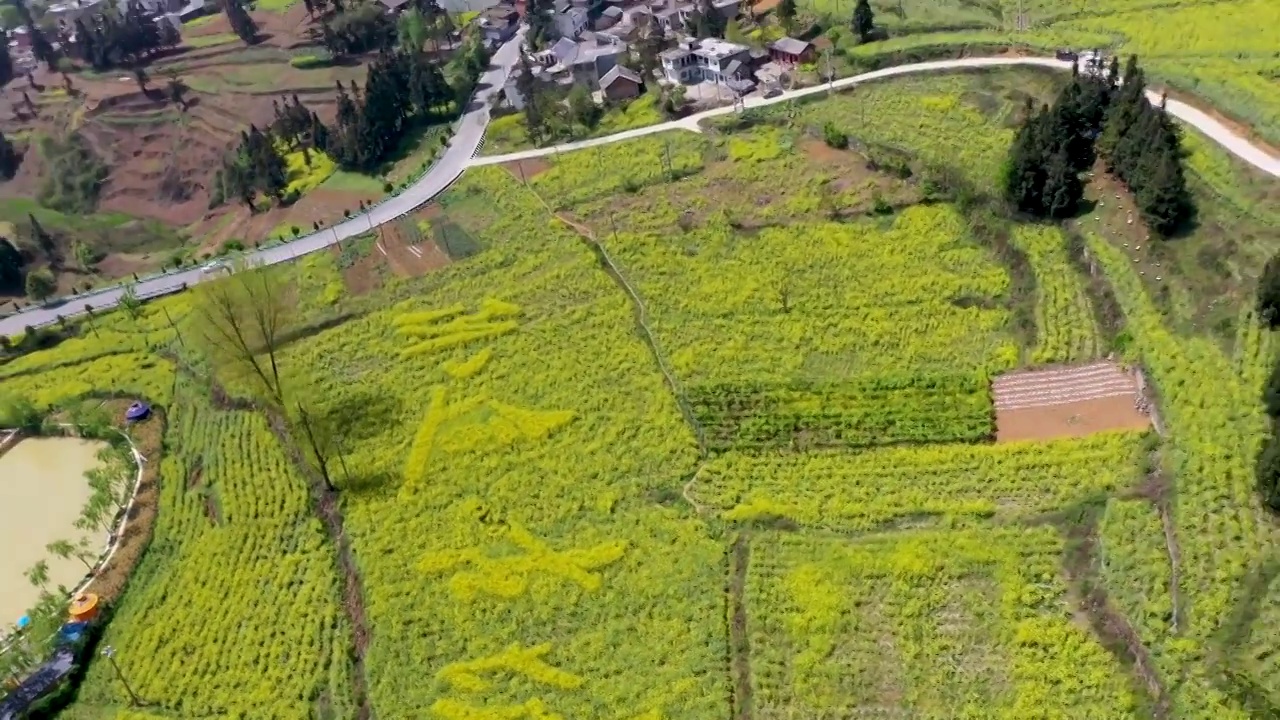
[994,362,1151,442]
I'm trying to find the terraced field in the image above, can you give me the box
[2,68,1278,720]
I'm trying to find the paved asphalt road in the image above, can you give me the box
[3,53,1277,335]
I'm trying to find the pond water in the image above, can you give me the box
[0,437,107,625]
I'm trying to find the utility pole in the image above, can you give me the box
[824,48,834,94]
[101,646,140,707]
[161,306,185,348]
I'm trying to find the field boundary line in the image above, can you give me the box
[520,181,709,457]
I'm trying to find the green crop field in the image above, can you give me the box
[3,68,1280,720]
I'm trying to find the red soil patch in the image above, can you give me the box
[994,362,1152,442]
[799,137,848,164]
[752,0,780,14]
[502,158,552,181]
[338,244,383,296]
[188,186,374,257]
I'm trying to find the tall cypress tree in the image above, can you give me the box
[0,34,13,87]
[1002,101,1049,214]
[1042,147,1083,218]
[852,0,875,42]
[0,131,20,180]
[225,0,259,45]
[0,237,23,292]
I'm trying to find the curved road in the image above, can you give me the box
[2,54,1277,335]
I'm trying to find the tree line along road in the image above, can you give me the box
[2,51,1277,337]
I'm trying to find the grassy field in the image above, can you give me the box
[2,68,1279,720]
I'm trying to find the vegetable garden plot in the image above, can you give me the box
[695,430,1147,532]
[748,530,1139,719]
[992,361,1151,442]
[690,371,993,452]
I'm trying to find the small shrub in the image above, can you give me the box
[291,226,301,237]
[383,181,394,193]
[822,123,849,149]
[289,54,331,69]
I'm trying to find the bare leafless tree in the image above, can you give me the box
[195,264,340,491]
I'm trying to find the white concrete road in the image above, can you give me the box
[3,54,1277,336]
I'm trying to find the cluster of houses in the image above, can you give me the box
[5,0,206,72]
[470,0,820,108]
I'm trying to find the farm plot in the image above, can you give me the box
[993,361,1151,441]
[1083,233,1276,717]
[69,378,354,718]
[279,168,726,718]
[588,204,1017,451]
[691,372,994,452]
[693,430,1148,532]
[748,529,1139,719]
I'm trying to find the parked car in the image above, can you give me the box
[1055,49,1079,62]
[763,87,783,99]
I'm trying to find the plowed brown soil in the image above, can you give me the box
[996,395,1151,443]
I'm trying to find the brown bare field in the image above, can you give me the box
[997,395,1151,442]
[993,362,1152,442]
[0,6,363,227]
[988,361,1152,440]
[502,157,553,181]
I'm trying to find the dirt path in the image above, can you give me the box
[1062,511,1171,718]
[728,535,753,720]
[262,406,374,720]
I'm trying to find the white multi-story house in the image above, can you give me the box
[660,37,751,84]
[552,0,589,39]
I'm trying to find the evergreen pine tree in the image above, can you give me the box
[1257,253,1280,329]
[515,54,545,146]
[1042,148,1083,218]
[852,0,875,42]
[225,0,259,45]
[0,237,23,292]
[1135,142,1191,236]
[0,32,14,86]
[1002,100,1049,214]
[776,0,796,30]
[694,0,725,37]
[527,0,556,50]
[1257,435,1280,512]
[0,131,20,180]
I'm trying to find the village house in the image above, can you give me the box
[476,3,521,44]
[660,36,751,85]
[543,33,627,88]
[45,0,107,26]
[768,36,814,65]
[9,26,33,52]
[553,0,589,39]
[600,64,643,101]
[594,6,624,31]
[377,0,414,15]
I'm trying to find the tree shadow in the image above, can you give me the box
[321,387,401,445]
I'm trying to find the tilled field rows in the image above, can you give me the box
[993,361,1139,411]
